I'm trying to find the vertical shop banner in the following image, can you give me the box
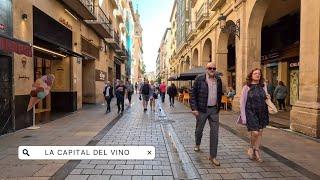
[27,75,55,111]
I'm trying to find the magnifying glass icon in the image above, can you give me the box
[23,149,30,156]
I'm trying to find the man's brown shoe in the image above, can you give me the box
[209,157,220,166]
[194,145,200,152]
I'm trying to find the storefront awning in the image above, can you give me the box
[177,67,206,80]
[34,35,84,59]
[168,67,223,81]
[0,34,32,57]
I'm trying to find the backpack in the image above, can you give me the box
[141,84,150,95]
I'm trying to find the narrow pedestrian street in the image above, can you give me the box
[1,95,319,179]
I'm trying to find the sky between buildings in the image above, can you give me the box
[132,0,173,73]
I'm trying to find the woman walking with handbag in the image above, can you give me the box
[239,68,270,162]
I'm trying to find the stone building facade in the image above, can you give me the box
[164,0,320,138]
[0,0,140,135]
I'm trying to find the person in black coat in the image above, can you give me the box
[190,62,223,166]
[103,81,114,113]
[167,83,178,107]
[115,80,126,114]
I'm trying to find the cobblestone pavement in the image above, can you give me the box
[64,96,310,180]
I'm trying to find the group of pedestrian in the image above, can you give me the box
[103,79,134,114]
[190,62,282,166]
[103,62,286,165]
[139,79,157,112]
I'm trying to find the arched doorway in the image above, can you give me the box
[192,49,199,68]
[248,0,301,128]
[261,0,300,109]
[202,38,212,66]
[216,20,237,92]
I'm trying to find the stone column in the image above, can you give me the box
[216,50,228,93]
[290,0,320,138]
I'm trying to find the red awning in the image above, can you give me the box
[0,35,32,57]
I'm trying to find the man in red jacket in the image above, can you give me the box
[159,81,167,103]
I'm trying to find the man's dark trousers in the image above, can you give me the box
[195,107,219,158]
[117,96,124,112]
[161,92,165,103]
[105,96,112,111]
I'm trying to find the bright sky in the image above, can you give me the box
[132,0,173,72]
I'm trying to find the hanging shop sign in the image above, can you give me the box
[0,35,32,57]
[95,69,107,81]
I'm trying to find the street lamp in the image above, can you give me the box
[218,14,240,39]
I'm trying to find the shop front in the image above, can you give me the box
[32,6,82,123]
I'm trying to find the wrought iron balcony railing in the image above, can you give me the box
[85,6,113,38]
[195,1,210,28]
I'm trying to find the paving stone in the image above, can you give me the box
[162,170,173,176]
[201,174,222,180]
[109,175,131,180]
[142,169,162,175]
[70,169,83,175]
[152,165,171,170]
[81,169,103,175]
[240,172,263,179]
[126,160,144,165]
[244,167,265,172]
[95,165,116,170]
[144,161,162,165]
[132,176,152,180]
[260,171,284,178]
[134,165,153,170]
[108,161,126,165]
[102,170,123,175]
[65,175,89,180]
[76,164,96,169]
[280,170,303,177]
[88,175,111,180]
[207,168,228,174]
[90,160,109,165]
[226,167,246,173]
[122,169,143,175]
[114,165,134,170]
[220,173,243,179]
[152,176,174,180]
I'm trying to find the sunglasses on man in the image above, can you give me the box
[207,67,216,71]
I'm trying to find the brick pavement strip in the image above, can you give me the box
[162,100,311,180]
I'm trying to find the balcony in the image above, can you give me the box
[115,43,127,57]
[196,1,210,29]
[114,8,124,23]
[85,6,113,38]
[105,31,120,49]
[187,21,197,41]
[210,0,226,11]
[61,0,96,20]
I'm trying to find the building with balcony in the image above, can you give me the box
[0,0,139,135]
[132,9,143,84]
[162,0,320,138]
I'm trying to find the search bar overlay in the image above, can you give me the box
[18,146,155,160]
